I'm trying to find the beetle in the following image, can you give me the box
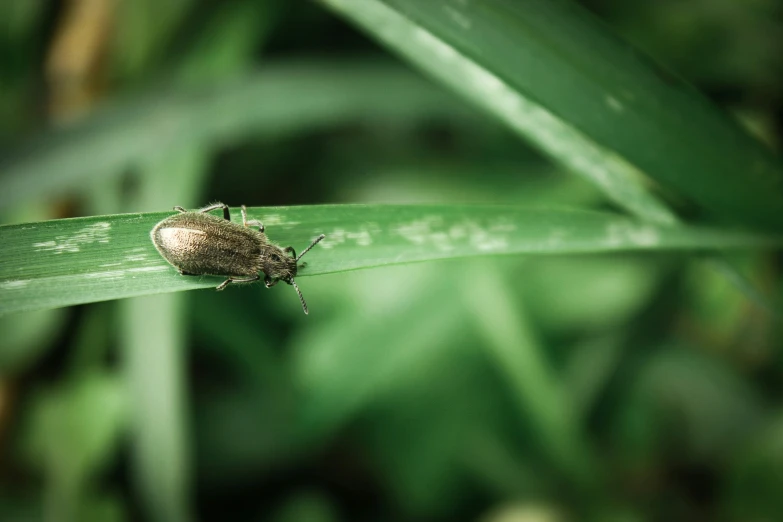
[150,202,325,314]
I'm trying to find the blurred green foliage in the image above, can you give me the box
[0,1,782,521]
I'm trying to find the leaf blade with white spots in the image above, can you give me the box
[1,204,781,315]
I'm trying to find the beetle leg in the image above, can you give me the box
[216,274,260,291]
[199,202,231,221]
[264,275,279,288]
[174,206,187,213]
[283,246,296,258]
[241,205,264,232]
[178,269,197,276]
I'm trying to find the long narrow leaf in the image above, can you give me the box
[319,0,783,230]
[1,204,781,315]
[0,62,468,210]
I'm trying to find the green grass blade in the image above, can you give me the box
[1,204,781,315]
[319,0,783,230]
[122,294,191,522]
[465,264,595,483]
[0,62,467,210]
[119,148,205,522]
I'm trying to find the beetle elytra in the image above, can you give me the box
[150,202,325,314]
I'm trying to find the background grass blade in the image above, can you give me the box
[0,62,469,211]
[1,204,781,315]
[319,0,783,230]
[118,148,206,522]
[465,265,595,484]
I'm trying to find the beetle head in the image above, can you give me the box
[264,234,326,315]
[263,249,299,283]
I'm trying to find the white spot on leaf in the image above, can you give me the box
[86,270,126,280]
[395,217,510,253]
[127,266,168,273]
[605,222,660,248]
[320,223,379,249]
[605,95,624,113]
[444,5,472,29]
[33,222,111,254]
[1,279,30,289]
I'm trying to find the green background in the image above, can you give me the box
[1,1,782,521]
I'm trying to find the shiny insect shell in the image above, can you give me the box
[150,203,325,314]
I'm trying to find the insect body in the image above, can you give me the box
[150,203,325,314]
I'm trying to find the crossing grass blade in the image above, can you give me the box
[319,0,783,230]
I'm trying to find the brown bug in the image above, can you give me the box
[150,203,325,314]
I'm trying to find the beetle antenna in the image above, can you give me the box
[290,278,308,315]
[296,234,326,262]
